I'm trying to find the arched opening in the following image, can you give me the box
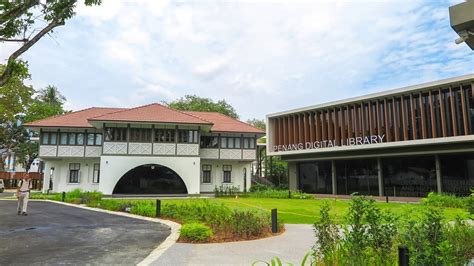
[113,164,188,194]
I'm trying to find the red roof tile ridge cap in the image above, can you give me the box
[213,112,265,133]
[88,103,163,120]
[184,111,265,133]
[158,103,214,124]
[24,107,99,126]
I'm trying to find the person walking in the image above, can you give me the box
[16,173,32,216]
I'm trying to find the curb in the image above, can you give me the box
[0,199,180,265]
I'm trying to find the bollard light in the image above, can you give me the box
[271,208,278,233]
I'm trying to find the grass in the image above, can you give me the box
[158,197,470,224]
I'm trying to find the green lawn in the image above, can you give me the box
[160,197,470,224]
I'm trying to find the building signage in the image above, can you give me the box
[272,134,385,152]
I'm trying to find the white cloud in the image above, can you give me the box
[4,0,473,121]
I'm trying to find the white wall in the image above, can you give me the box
[99,155,201,195]
[42,158,100,193]
[199,160,252,193]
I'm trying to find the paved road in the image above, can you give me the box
[0,200,170,265]
[153,224,314,266]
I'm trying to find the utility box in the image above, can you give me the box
[449,0,474,50]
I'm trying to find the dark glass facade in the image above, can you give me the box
[382,156,436,197]
[298,161,332,194]
[440,153,474,196]
[336,159,378,196]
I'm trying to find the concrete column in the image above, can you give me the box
[331,160,337,195]
[435,154,442,194]
[287,162,297,190]
[377,157,384,197]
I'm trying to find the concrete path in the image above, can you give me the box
[153,224,314,266]
[0,201,171,265]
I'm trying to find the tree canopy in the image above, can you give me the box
[167,95,239,119]
[0,0,101,86]
[246,118,266,130]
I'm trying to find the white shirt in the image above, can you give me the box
[18,179,32,192]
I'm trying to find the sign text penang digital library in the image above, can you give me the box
[272,134,385,152]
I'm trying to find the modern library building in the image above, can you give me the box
[266,74,474,197]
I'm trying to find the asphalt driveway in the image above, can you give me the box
[0,200,170,265]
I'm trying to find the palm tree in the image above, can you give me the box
[37,85,66,105]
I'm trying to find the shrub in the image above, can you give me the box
[180,223,213,242]
[422,192,468,209]
[313,201,339,265]
[241,189,311,199]
[214,185,240,197]
[443,218,474,264]
[468,189,474,215]
[401,207,445,265]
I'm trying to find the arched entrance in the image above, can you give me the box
[113,164,188,194]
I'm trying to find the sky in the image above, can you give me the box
[1,0,473,121]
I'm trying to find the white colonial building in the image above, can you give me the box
[25,103,264,195]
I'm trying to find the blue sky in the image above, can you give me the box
[1,0,473,121]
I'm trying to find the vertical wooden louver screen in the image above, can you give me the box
[360,103,366,139]
[460,86,469,135]
[321,111,327,141]
[340,107,346,143]
[439,89,447,137]
[309,112,314,142]
[392,97,400,141]
[401,96,408,140]
[348,106,353,139]
[334,108,340,145]
[376,100,382,136]
[327,109,333,141]
[293,115,298,145]
[449,87,458,136]
[410,94,417,140]
[354,104,360,138]
[419,93,427,139]
[315,111,321,141]
[429,91,436,138]
[384,99,391,142]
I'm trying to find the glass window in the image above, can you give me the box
[228,138,234,148]
[298,161,332,194]
[68,133,76,145]
[234,137,241,149]
[155,129,175,143]
[383,156,436,197]
[223,165,232,183]
[77,133,84,145]
[60,133,68,145]
[41,132,49,145]
[69,163,80,183]
[200,136,219,148]
[336,159,378,196]
[129,128,151,142]
[440,153,474,196]
[105,128,127,142]
[178,130,198,143]
[93,164,100,183]
[95,134,102,145]
[50,132,57,145]
[243,138,255,149]
[221,137,227,148]
[87,134,95,145]
[202,164,212,183]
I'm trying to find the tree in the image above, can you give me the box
[167,95,239,119]
[24,85,67,123]
[0,62,33,123]
[37,85,66,106]
[247,118,266,130]
[0,0,101,86]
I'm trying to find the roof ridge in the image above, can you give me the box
[24,107,95,125]
[88,103,157,120]
[158,103,214,124]
[207,112,265,133]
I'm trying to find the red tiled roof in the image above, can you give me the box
[88,103,212,125]
[184,111,265,134]
[24,107,125,128]
[25,103,265,134]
